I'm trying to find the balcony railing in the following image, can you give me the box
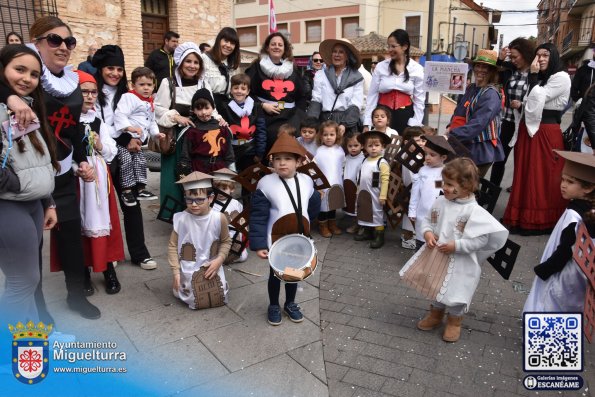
[562,30,575,52]
[409,35,421,48]
[1,0,58,45]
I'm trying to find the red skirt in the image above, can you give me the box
[50,172,125,273]
[502,121,567,231]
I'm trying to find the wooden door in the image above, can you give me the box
[405,16,421,48]
[142,15,168,61]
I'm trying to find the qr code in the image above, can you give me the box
[524,313,583,371]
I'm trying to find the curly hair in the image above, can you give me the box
[317,120,343,146]
[442,157,480,193]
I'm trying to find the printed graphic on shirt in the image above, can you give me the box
[230,116,255,140]
[202,129,226,157]
[262,79,295,100]
[180,242,196,261]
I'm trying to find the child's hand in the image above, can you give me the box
[172,274,180,291]
[157,132,166,140]
[127,138,142,153]
[437,240,456,254]
[256,249,269,259]
[94,139,103,152]
[379,199,386,206]
[424,231,437,248]
[338,125,346,135]
[204,257,223,279]
[78,161,95,182]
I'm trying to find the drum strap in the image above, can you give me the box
[279,175,305,235]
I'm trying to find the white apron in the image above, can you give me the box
[314,145,345,212]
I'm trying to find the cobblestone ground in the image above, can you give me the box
[319,213,595,397]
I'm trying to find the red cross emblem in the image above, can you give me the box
[48,106,76,137]
[230,116,255,140]
[19,349,42,373]
[262,79,294,101]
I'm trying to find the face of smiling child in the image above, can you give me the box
[442,177,471,201]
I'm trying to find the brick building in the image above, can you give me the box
[0,0,231,71]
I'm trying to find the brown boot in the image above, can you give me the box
[417,305,445,331]
[328,219,342,235]
[346,223,359,234]
[443,315,463,342]
[319,220,332,238]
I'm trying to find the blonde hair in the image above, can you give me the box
[213,179,235,191]
[317,120,343,146]
[277,123,296,137]
[442,158,480,193]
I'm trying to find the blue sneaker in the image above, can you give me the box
[267,305,282,326]
[284,302,304,323]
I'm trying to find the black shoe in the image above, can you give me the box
[103,264,121,295]
[370,230,385,249]
[67,294,101,320]
[354,227,374,241]
[121,191,137,207]
[83,267,94,296]
[137,189,158,201]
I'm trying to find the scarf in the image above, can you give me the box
[128,90,154,111]
[259,55,294,79]
[228,96,254,118]
[26,43,78,98]
[323,66,363,95]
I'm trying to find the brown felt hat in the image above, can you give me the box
[268,133,307,158]
[357,130,392,147]
[554,150,595,183]
[423,135,456,156]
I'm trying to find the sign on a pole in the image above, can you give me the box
[454,41,468,61]
[423,61,468,94]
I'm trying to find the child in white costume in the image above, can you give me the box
[524,151,595,313]
[211,169,249,263]
[409,135,456,249]
[354,130,391,248]
[400,158,508,342]
[314,120,345,237]
[343,132,365,234]
[168,172,232,310]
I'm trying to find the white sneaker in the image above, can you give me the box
[138,258,157,270]
[401,237,417,250]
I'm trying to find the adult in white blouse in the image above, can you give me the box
[364,29,425,134]
[155,42,222,222]
[201,27,240,113]
[503,43,571,236]
[307,38,364,135]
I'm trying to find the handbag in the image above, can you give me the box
[149,77,177,155]
[562,83,594,151]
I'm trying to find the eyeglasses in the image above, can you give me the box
[312,58,323,63]
[36,33,77,50]
[184,196,209,205]
[81,89,98,97]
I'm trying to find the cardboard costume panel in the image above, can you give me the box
[401,247,451,300]
[343,179,358,214]
[327,185,346,211]
[395,140,425,173]
[356,190,374,223]
[487,238,520,280]
[233,163,272,192]
[477,178,502,215]
[297,162,331,190]
[191,268,225,309]
[574,222,595,288]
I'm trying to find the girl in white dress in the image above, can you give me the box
[313,120,345,237]
[400,158,508,342]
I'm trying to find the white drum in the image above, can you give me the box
[268,234,318,282]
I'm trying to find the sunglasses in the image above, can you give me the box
[312,58,323,63]
[36,33,77,50]
[184,196,209,205]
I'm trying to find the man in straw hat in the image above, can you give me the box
[249,134,321,325]
[307,38,364,134]
[169,171,231,309]
[524,150,595,313]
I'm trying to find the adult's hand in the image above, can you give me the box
[175,115,196,128]
[262,103,281,115]
[78,161,95,182]
[530,55,540,74]
[7,95,37,130]
[43,208,57,230]
[499,47,509,61]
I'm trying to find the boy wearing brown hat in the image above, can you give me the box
[249,134,321,325]
[524,151,595,313]
[409,135,456,249]
[177,88,235,177]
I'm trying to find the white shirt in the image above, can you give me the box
[311,69,364,113]
[113,93,160,141]
[524,71,571,136]
[365,58,425,127]
[200,53,238,96]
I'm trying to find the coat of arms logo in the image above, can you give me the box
[9,321,52,384]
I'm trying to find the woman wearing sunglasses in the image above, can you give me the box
[302,51,324,105]
[30,16,100,320]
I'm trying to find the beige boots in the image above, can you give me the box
[417,305,463,342]
[319,220,341,238]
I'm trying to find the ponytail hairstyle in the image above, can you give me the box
[0,45,59,171]
[388,29,411,82]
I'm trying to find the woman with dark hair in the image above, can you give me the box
[92,45,157,270]
[28,16,99,319]
[201,27,240,112]
[155,42,222,221]
[490,37,535,188]
[364,29,425,133]
[5,31,23,45]
[307,39,364,135]
[246,32,306,156]
[447,49,505,177]
[503,43,571,235]
[0,44,58,324]
[302,51,323,103]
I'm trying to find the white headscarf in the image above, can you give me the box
[173,42,202,88]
